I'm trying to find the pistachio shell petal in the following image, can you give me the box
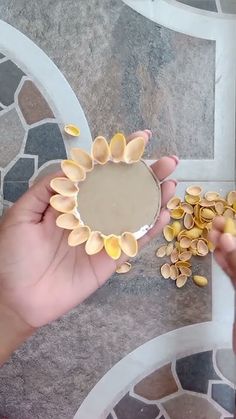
[64,124,80,137]
[110,133,126,162]
[167,196,181,210]
[61,160,86,182]
[170,264,179,280]
[193,275,208,287]
[176,274,188,288]
[181,202,194,214]
[184,213,194,230]
[179,251,192,261]
[156,245,167,258]
[166,242,174,256]
[199,199,215,207]
[186,185,202,196]
[50,177,78,197]
[104,235,121,260]
[224,218,236,236]
[197,239,209,256]
[200,208,215,221]
[56,213,80,230]
[124,137,145,163]
[171,221,182,237]
[50,194,75,213]
[70,148,94,171]
[68,225,91,247]
[120,232,138,257]
[223,208,234,219]
[179,266,192,277]
[204,191,220,201]
[170,207,185,220]
[175,261,191,268]
[190,239,198,250]
[179,236,192,249]
[92,136,110,164]
[163,225,175,242]
[116,262,132,274]
[185,195,201,205]
[85,231,104,255]
[227,191,236,206]
[161,263,171,279]
[170,248,179,264]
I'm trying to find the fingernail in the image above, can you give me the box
[221,233,236,253]
[144,129,153,139]
[170,155,179,164]
[169,179,178,186]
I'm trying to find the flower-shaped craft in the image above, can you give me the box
[50,133,161,260]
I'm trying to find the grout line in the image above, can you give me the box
[215,0,222,13]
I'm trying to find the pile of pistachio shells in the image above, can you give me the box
[156,186,236,288]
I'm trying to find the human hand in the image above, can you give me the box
[0,131,177,334]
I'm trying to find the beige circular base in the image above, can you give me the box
[77,161,161,236]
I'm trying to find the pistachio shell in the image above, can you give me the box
[171,221,182,237]
[167,197,181,210]
[70,148,93,171]
[116,262,132,274]
[224,218,236,236]
[50,194,75,213]
[170,265,179,280]
[50,177,78,197]
[181,202,194,214]
[202,227,209,240]
[193,275,208,287]
[215,201,225,215]
[64,124,80,137]
[227,191,236,206]
[197,239,209,256]
[179,266,192,277]
[175,261,191,268]
[179,251,192,261]
[190,239,198,250]
[185,194,201,205]
[223,208,234,219]
[124,137,145,163]
[194,217,206,230]
[184,213,194,230]
[233,202,236,211]
[156,245,167,257]
[176,274,188,288]
[170,207,185,220]
[194,204,200,218]
[92,136,110,164]
[110,133,126,162]
[120,232,138,257]
[199,199,215,207]
[186,185,202,196]
[163,225,175,242]
[61,160,86,182]
[104,235,121,260]
[85,231,104,255]
[200,208,215,221]
[166,242,174,256]
[204,191,220,201]
[185,227,202,239]
[170,248,179,264]
[161,263,171,279]
[56,213,80,230]
[68,225,91,247]
[179,236,192,249]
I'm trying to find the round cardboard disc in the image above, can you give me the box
[77,161,161,236]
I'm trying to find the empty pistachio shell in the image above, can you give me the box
[215,201,225,215]
[156,245,167,257]
[161,263,171,279]
[120,232,138,258]
[181,202,194,214]
[202,227,209,240]
[193,275,208,287]
[199,199,215,208]
[85,231,104,255]
[185,227,202,239]
[190,239,198,250]
[163,225,175,242]
[170,264,179,280]
[223,208,234,219]
[50,177,78,197]
[175,261,191,268]
[200,208,215,221]
[104,235,121,260]
[124,137,145,163]
[68,225,91,247]
[186,185,202,196]
[176,274,188,288]
[227,191,236,206]
[70,148,94,171]
[171,221,182,237]
[184,213,194,230]
[179,236,192,249]
[194,204,200,218]
[116,262,132,274]
[179,251,192,261]
[194,217,206,230]
[224,218,236,236]
[64,124,80,137]
[166,242,174,256]
[170,207,185,220]
[110,133,126,162]
[92,136,110,164]
[197,239,209,256]
[179,266,192,277]
[185,194,201,205]
[56,213,80,230]
[233,202,236,211]
[50,194,75,213]
[177,229,187,241]
[167,196,181,210]
[61,160,86,182]
[170,248,179,264]
[204,191,220,201]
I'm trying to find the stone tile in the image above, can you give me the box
[0,60,24,106]
[32,161,61,183]
[4,157,35,181]
[216,349,236,385]
[212,383,235,415]
[0,53,5,59]
[176,351,220,394]
[220,0,236,13]
[114,393,159,418]
[18,80,54,125]
[177,0,217,12]
[163,393,221,419]
[0,108,25,168]
[25,123,67,167]
[0,106,3,111]
[134,363,178,400]
[106,414,113,419]
[3,182,28,203]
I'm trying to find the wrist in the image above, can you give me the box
[0,303,36,366]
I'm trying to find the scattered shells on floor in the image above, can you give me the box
[50,194,75,213]
[179,236,192,249]
[170,248,179,263]
[184,213,194,230]
[167,196,181,210]
[68,226,91,247]
[110,133,126,162]
[85,231,104,255]
[156,245,167,257]
[227,191,236,206]
[205,191,220,201]
[163,225,175,242]
[166,242,174,256]
[186,185,202,196]
[120,232,138,257]
[64,124,80,137]
[197,239,209,256]
[56,213,80,230]
[171,221,182,237]
[175,260,191,268]
[61,160,86,182]
[179,251,192,261]
[176,274,188,288]
[215,201,225,215]
[124,137,145,163]
[223,208,234,219]
[70,148,94,171]
[92,136,110,164]
[170,207,185,220]
[224,218,236,236]
[185,194,201,205]
[181,202,194,214]
[193,275,208,287]
[170,264,178,280]
[185,227,202,240]
[104,235,121,260]
[116,262,132,274]
[161,263,171,279]
[50,177,78,197]
[179,266,192,277]
[200,207,215,221]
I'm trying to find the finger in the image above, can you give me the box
[161,180,177,207]
[127,130,152,145]
[212,216,226,233]
[151,156,179,181]
[219,233,236,253]
[214,248,229,272]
